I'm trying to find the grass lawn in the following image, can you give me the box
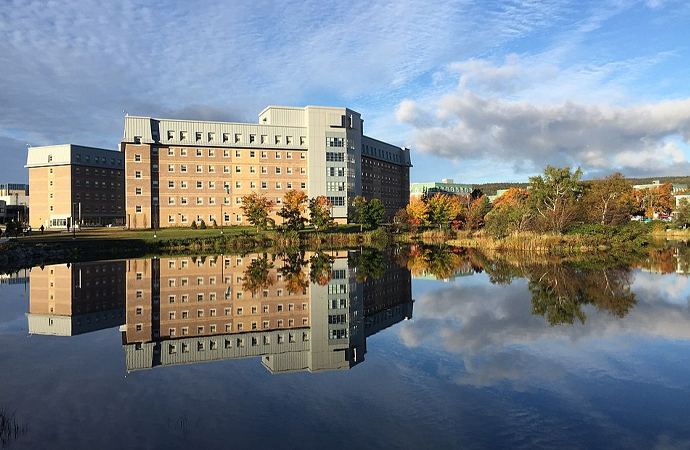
[11,223,368,244]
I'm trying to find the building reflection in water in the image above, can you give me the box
[27,261,126,336]
[26,251,413,374]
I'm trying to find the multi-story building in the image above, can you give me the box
[120,251,413,373]
[410,179,473,200]
[25,144,126,229]
[120,105,412,229]
[27,261,126,336]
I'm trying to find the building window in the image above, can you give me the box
[135,205,142,213]
[196,132,202,142]
[135,154,142,162]
[180,131,187,140]
[135,171,142,179]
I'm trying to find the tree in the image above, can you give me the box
[677,198,690,228]
[632,182,675,218]
[462,195,492,230]
[528,165,583,233]
[581,173,633,225]
[425,194,462,228]
[199,219,207,229]
[406,197,430,226]
[308,196,335,231]
[351,196,385,230]
[278,190,308,231]
[492,187,530,210]
[241,192,276,231]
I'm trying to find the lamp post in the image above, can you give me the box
[72,203,76,240]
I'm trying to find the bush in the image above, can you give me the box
[200,219,207,229]
[191,221,197,229]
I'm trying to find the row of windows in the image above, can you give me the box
[164,131,307,147]
[326,196,346,207]
[73,153,123,166]
[163,332,309,354]
[326,151,345,162]
[162,164,306,175]
[74,167,122,177]
[150,148,308,160]
[362,144,404,164]
[326,137,345,147]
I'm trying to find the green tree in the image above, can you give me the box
[351,196,386,230]
[425,194,462,228]
[581,172,633,225]
[309,196,335,231]
[528,165,583,233]
[242,254,275,294]
[349,248,387,282]
[241,192,276,231]
[309,251,335,285]
[278,190,308,231]
[677,198,690,227]
[279,250,309,294]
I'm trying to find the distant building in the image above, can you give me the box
[633,180,687,194]
[25,144,126,229]
[410,179,473,200]
[120,105,412,229]
[0,183,29,224]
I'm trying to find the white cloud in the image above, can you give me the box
[398,79,690,177]
[400,271,690,386]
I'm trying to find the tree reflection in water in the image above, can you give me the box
[398,244,638,326]
[309,251,334,286]
[527,265,636,325]
[278,250,309,294]
[241,253,276,294]
[0,408,27,448]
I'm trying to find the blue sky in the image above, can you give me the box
[2,0,690,185]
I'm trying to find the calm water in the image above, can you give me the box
[1,247,690,449]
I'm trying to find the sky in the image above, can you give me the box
[2,0,690,185]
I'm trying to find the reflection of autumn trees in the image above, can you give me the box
[528,265,636,325]
[241,253,275,294]
[634,244,690,274]
[405,244,474,280]
[349,248,387,282]
[278,251,309,294]
[309,251,334,285]
[400,246,638,326]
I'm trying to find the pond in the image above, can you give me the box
[1,246,690,449]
